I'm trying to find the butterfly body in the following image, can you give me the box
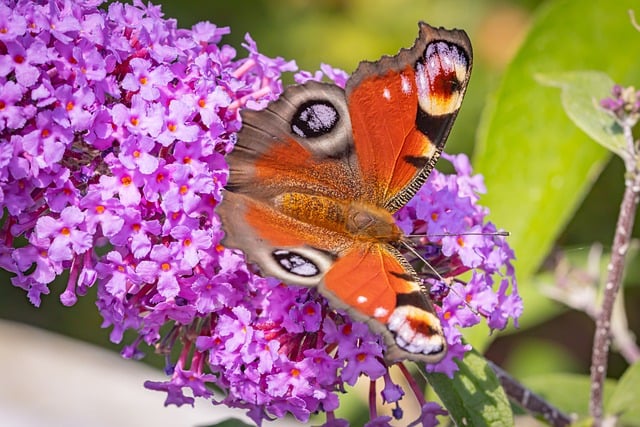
[218,23,472,363]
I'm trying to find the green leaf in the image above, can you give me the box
[427,350,513,426]
[537,71,626,158]
[607,361,640,426]
[474,0,640,286]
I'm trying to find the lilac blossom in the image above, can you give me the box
[0,1,521,426]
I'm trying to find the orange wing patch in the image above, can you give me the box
[321,244,423,322]
[348,67,431,204]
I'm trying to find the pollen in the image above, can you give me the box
[0,101,6,110]
[161,262,171,271]
[130,117,139,126]
[431,212,438,221]
[139,76,148,85]
[356,353,367,362]
[457,236,465,247]
[167,122,177,132]
[95,205,105,214]
[60,227,70,236]
[304,305,316,315]
[179,184,188,195]
[121,175,132,185]
[41,129,50,138]
[133,150,140,158]
[183,238,192,247]
[156,173,165,183]
[132,223,141,232]
[66,101,74,111]
[291,368,300,377]
[14,54,24,64]
[183,156,191,164]
[198,98,206,108]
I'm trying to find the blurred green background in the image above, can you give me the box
[2,0,640,424]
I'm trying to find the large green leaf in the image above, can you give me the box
[474,0,640,284]
[427,350,513,426]
[471,0,640,348]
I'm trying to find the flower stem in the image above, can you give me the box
[589,172,640,425]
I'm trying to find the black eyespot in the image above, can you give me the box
[272,249,319,277]
[291,100,339,138]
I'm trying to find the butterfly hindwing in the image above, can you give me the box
[218,191,348,286]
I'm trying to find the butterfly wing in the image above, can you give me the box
[220,189,446,362]
[219,82,361,284]
[321,243,446,363]
[224,81,362,204]
[346,22,472,211]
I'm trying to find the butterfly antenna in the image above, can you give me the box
[405,230,510,239]
[401,240,446,283]
[400,240,481,317]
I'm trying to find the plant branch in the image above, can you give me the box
[589,169,640,426]
[488,361,573,427]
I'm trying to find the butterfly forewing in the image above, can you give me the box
[225,82,362,203]
[346,23,472,211]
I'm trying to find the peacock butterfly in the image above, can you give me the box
[217,22,472,363]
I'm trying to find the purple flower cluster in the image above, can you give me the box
[396,153,521,375]
[601,84,640,126]
[0,1,521,426]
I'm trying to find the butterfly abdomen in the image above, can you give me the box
[276,192,403,244]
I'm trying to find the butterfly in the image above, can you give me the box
[217,22,472,363]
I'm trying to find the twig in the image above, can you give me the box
[488,361,573,427]
[589,176,640,425]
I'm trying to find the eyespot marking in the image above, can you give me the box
[272,249,320,277]
[387,305,445,356]
[291,100,339,138]
[415,40,470,116]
